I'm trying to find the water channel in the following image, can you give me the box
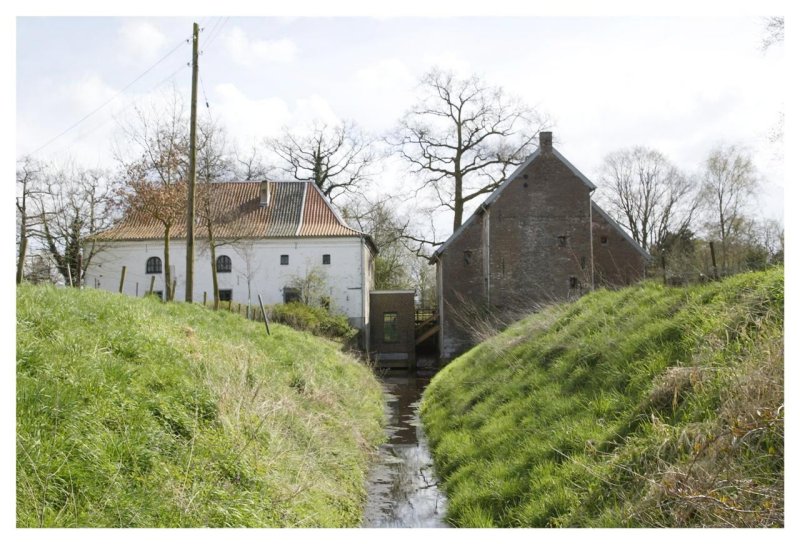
[362,369,449,528]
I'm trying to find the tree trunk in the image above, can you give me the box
[163,225,172,301]
[17,225,27,284]
[208,224,220,310]
[453,170,464,230]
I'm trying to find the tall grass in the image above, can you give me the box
[16,284,385,527]
[421,268,783,527]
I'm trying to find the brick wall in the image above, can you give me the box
[369,291,416,367]
[592,205,648,287]
[436,133,647,361]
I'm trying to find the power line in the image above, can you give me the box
[203,17,230,51]
[200,73,211,111]
[28,36,191,156]
[202,17,224,45]
[46,62,190,160]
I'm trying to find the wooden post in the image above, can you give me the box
[709,241,719,280]
[171,279,177,301]
[661,253,667,286]
[66,262,73,287]
[203,291,207,306]
[118,266,127,293]
[185,22,199,303]
[148,276,156,295]
[258,294,271,336]
[136,282,139,297]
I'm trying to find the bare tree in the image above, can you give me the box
[598,146,699,252]
[233,240,263,319]
[266,120,374,201]
[700,144,759,275]
[389,68,549,232]
[233,143,271,181]
[16,156,46,284]
[115,92,191,301]
[342,196,416,290]
[35,164,121,287]
[761,16,784,51]
[195,118,236,308]
[288,266,329,306]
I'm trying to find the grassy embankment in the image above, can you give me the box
[17,284,385,527]
[421,269,783,527]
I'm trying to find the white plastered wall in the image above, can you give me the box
[84,237,369,323]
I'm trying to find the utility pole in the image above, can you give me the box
[185,22,199,302]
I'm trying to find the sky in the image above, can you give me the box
[14,13,786,233]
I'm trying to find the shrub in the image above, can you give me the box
[269,302,357,341]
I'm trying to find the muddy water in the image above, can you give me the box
[362,370,449,528]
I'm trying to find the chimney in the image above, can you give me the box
[259,180,270,207]
[539,131,553,152]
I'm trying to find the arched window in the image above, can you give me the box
[216,255,232,273]
[146,256,162,274]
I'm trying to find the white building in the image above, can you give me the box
[85,180,376,337]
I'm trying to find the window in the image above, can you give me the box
[322,254,331,265]
[558,235,568,247]
[283,287,301,304]
[280,254,289,265]
[218,289,233,302]
[464,250,473,266]
[383,312,399,343]
[146,256,162,274]
[580,256,587,270]
[216,255,232,273]
[600,235,608,245]
[569,276,579,289]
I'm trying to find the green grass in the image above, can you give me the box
[16,284,385,527]
[421,268,784,527]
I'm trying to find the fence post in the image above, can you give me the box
[258,294,271,336]
[136,282,139,297]
[118,266,127,293]
[148,276,155,295]
[203,291,207,306]
[171,279,177,301]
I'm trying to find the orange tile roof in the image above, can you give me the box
[97,181,368,242]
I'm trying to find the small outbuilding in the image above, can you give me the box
[369,290,416,369]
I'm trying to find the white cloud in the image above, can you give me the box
[67,75,118,112]
[118,21,167,63]
[421,52,472,78]
[212,84,343,146]
[223,27,298,66]
[213,83,292,142]
[355,58,415,91]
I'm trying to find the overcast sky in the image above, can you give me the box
[15,14,786,233]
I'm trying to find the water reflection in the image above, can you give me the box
[362,371,449,528]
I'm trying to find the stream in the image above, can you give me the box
[362,370,449,528]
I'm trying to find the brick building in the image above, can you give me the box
[430,132,649,361]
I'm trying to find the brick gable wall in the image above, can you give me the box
[436,136,647,361]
